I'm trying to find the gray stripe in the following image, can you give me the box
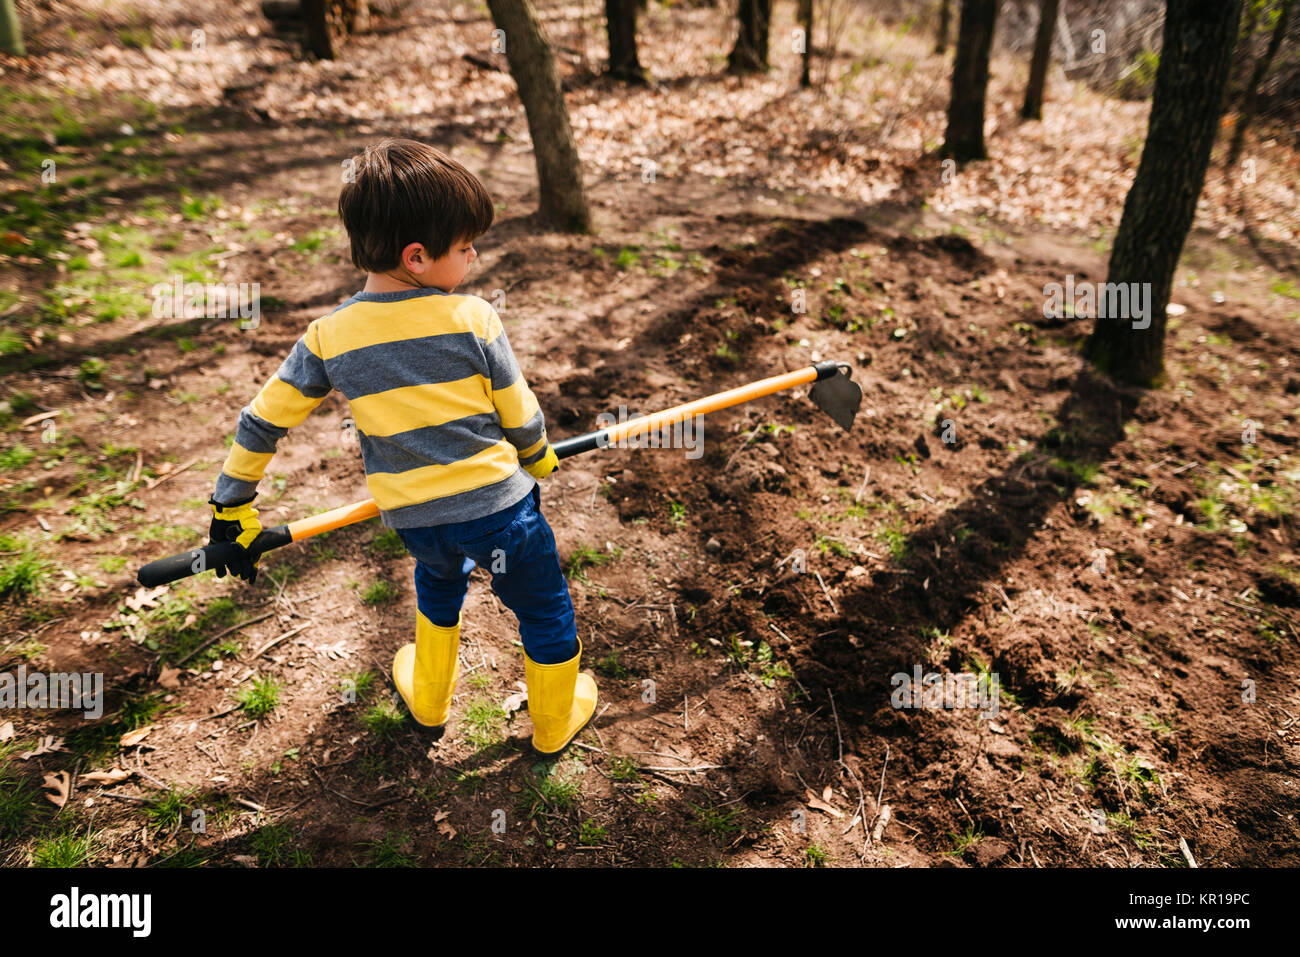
[359,412,506,474]
[482,332,522,391]
[214,472,259,504]
[234,406,288,455]
[518,441,550,468]
[278,339,332,398]
[380,470,536,528]
[502,408,545,452]
[326,333,488,400]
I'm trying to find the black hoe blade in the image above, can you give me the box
[810,367,862,431]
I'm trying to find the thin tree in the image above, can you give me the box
[0,0,25,56]
[1083,0,1243,387]
[728,0,772,74]
[941,0,999,162]
[798,0,813,87]
[935,0,951,54]
[486,0,592,232]
[1021,0,1060,119]
[1227,0,1295,165]
[606,0,648,84]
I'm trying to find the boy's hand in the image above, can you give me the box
[208,497,262,583]
[523,445,559,481]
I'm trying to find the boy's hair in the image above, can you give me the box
[339,138,494,273]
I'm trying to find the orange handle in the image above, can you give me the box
[286,498,381,541]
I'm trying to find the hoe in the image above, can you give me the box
[137,360,862,587]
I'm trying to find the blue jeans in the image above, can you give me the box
[395,485,577,665]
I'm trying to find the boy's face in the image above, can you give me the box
[402,235,478,292]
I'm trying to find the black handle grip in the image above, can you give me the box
[136,526,292,587]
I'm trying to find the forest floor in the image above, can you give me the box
[0,0,1298,868]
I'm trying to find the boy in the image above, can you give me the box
[205,138,596,755]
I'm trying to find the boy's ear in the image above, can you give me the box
[399,241,429,271]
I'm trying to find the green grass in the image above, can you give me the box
[362,700,406,738]
[340,669,377,702]
[32,828,95,867]
[564,543,613,580]
[0,443,35,470]
[528,759,583,813]
[0,537,51,601]
[579,819,607,845]
[690,801,741,839]
[250,823,312,866]
[805,843,831,867]
[368,830,418,867]
[462,698,507,750]
[594,650,630,679]
[361,579,400,604]
[0,772,39,838]
[147,787,194,834]
[140,595,241,663]
[31,826,95,868]
[367,527,407,559]
[236,676,281,719]
[949,823,984,854]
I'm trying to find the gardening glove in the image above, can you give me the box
[523,444,559,481]
[208,496,262,584]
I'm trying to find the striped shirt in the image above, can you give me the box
[214,287,548,528]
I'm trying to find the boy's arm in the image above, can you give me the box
[214,323,333,504]
[481,305,557,479]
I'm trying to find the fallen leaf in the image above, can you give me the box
[822,785,833,802]
[0,721,13,741]
[42,770,71,807]
[437,820,457,840]
[19,735,64,760]
[125,585,168,612]
[156,666,182,690]
[80,768,134,786]
[502,690,527,715]
[119,725,153,748]
[433,809,451,822]
[804,788,844,819]
[233,855,259,867]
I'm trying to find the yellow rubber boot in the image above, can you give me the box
[392,612,461,731]
[524,638,598,755]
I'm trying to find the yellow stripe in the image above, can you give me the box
[313,295,492,359]
[492,378,540,430]
[365,442,519,508]
[251,375,325,430]
[517,435,547,459]
[222,443,274,482]
[349,376,492,438]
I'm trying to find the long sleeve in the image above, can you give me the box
[213,322,332,504]
[480,306,550,470]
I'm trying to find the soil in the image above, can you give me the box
[0,1,1297,868]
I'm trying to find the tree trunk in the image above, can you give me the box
[1084,0,1243,387]
[0,0,25,56]
[486,0,592,233]
[935,0,951,54]
[728,0,772,74]
[798,0,813,87]
[1021,0,1060,119]
[942,0,998,162]
[303,0,347,59]
[1227,0,1294,165]
[605,0,648,83]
